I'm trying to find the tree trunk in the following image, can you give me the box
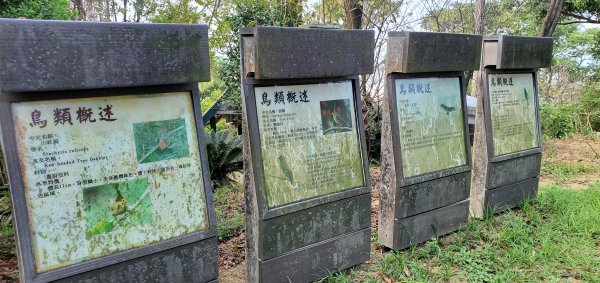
[540,0,565,37]
[123,0,128,22]
[470,0,485,98]
[344,0,362,29]
[71,0,87,20]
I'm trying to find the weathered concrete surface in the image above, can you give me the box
[0,19,210,92]
[486,177,539,213]
[56,237,219,283]
[488,35,553,70]
[386,31,482,74]
[241,26,374,79]
[260,194,370,259]
[394,200,469,249]
[259,228,370,282]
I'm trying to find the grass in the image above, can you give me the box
[541,161,600,181]
[214,182,245,240]
[323,183,600,282]
[0,190,12,237]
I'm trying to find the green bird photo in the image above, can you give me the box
[278,155,294,184]
[523,88,530,105]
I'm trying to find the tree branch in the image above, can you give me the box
[561,11,599,24]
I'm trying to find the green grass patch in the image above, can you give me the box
[214,182,245,240]
[0,190,12,237]
[541,162,600,181]
[324,184,600,282]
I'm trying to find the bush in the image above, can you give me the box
[364,105,382,164]
[539,102,579,138]
[579,82,600,132]
[205,130,243,188]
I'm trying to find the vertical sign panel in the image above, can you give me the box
[395,77,466,177]
[12,92,208,272]
[255,81,364,208]
[488,73,538,155]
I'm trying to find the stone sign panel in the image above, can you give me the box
[0,19,217,283]
[470,35,552,218]
[12,93,209,272]
[379,31,481,250]
[395,77,467,177]
[488,73,538,155]
[240,26,374,282]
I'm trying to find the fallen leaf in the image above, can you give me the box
[404,265,412,278]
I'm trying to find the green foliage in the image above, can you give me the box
[150,0,199,23]
[329,184,600,282]
[563,0,600,23]
[0,188,11,236]
[541,162,600,181]
[214,0,303,110]
[539,102,579,138]
[199,80,225,114]
[213,183,244,240]
[580,82,600,131]
[0,0,75,19]
[421,0,543,35]
[205,130,243,188]
[364,105,381,164]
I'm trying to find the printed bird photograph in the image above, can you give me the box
[277,155,295,184]
[440,103,456,115]
[320,99,353,135]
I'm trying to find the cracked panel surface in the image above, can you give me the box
[395,77,467,178]
[12,92,208,272]
[255,81,365,208]
[488,73,538,156]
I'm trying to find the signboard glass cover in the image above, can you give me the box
[255,81,364,208]
[488,73,539,155]
[395,77,467,177]
[12,92,209,272]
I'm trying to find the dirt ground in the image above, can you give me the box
[540,135,600,189]
[0,136,597,282]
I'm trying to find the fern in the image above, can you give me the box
[205,130,243,188]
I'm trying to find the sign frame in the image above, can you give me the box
[240,26,374,282]
[482,68,542,162]
[242,76,370,219]
[470,34,552,218]
[386,71,472,187]
[0,83,218,283]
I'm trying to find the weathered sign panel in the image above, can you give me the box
[0,19,217,283]
[12,93,209,272]
[241,26,374,282]
[395,77,467,177]
[379,31,480,250]
[488,73,538,155]
[470,35,551,218]
[255,81,364,207]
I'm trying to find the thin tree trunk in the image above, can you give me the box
[344,0,362,29]
[540,0,565,37]
[470,0,485,98]
[123,0,128,22]
[71,0,87,20]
